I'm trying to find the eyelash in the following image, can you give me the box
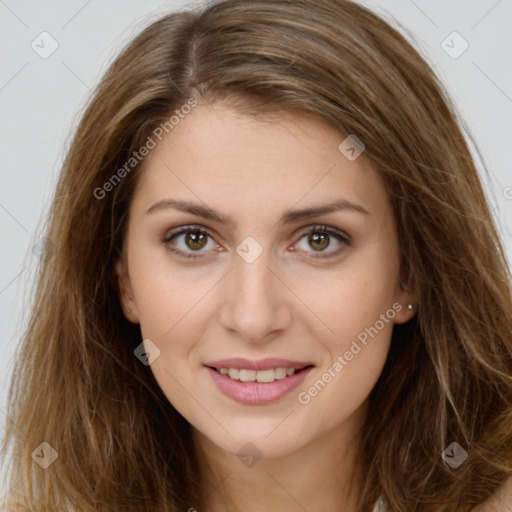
[162,224,351,261]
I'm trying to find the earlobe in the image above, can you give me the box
[122,299,132,314]
[393,269,418,324]
[393,299,417,325]
[405,302,416,318]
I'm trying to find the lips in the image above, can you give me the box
[204,358,315,405]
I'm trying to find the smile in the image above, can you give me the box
[204,358,314,405]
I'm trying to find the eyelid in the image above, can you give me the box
[296,224,351,243]
[162,224,213,243]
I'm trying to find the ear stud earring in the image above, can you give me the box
[123,300,132,314]
[407,304,414,310]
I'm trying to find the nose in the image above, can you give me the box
[218,245,293,344]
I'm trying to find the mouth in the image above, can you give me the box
[206,365,314,383]
[204,359,315,405]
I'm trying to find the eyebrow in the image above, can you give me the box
[145,198,371,228]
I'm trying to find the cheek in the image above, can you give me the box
[129,241,212,340]
[131,262,209,418]
[289,243,399,346]
[297,318,393,427]
[302,246,398,417]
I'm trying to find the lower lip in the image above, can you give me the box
[206,366,314,405]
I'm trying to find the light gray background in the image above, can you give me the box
[1,0,511,495]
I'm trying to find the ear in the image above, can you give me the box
[113,256,140,324]
[392,265,418,325]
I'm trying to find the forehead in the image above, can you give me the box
[132,103,390,222]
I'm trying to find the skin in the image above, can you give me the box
[115,102,417,511]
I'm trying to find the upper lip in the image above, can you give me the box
[205,358,314,371]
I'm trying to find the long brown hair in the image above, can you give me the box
[2,0,512,510]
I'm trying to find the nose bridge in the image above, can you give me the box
[219,238,291,341]
[235,249,273,303]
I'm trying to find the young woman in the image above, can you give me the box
[2,0,512,511]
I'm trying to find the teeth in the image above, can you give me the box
[217,367,297,382]
[228,368,239,380]
[274,367,287,379]
[239,369,256,382]
[256,369,275,383]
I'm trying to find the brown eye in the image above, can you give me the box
[184,232,208,250]
[295,225,351,259]
[308,232,330,251]
[162,226,217,260]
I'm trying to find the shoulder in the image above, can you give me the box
[472,476,512,511]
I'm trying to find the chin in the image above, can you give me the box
[197,415,316,462]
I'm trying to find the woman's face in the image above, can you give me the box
[116,102,416,460]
